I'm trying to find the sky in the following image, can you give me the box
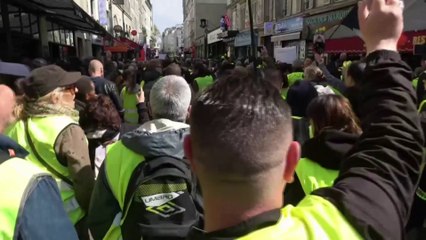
[152,0,183,34]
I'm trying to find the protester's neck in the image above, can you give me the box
[202,183,282,233]
[91,73,102,78]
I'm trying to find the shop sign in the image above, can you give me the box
[208,28,224,44]
[275,17,303,34]
[264,22,275,36]
[414,35,426,46]
[98,0,108,26]
[235,31,258,47]
[304,8,352,33]
[414,34,426,55]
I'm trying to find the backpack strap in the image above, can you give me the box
[122,156,194,215]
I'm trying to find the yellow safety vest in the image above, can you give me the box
[195,75,214,92]
[419,100,426,113]
[281,88,288,100]
[121,86,139,124]
[287,72,304,86]
[237,195,361,239]
[413,78,419,89]
[295,158,339,195]
[6,116,85,224]
[0,157,50,239]
[101,141,146,240]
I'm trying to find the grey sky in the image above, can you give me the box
[152,0,183,34]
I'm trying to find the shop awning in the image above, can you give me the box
[397,30,426,53]
[117,37,141,49]
[104,37,140,52]
[104,45,130,53]
[325,37,365,53]
[271,32,301,42]
[13,0,108,35]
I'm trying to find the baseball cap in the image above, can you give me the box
[24,65,81,99]
[0,61,30,77]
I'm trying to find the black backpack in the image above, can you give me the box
[121,156,203,240]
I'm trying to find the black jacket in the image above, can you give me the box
[284,129,358,206]
[406,107,426,239]
[188,50,424,240]
[345,86,361,117]
[91,77,124,113]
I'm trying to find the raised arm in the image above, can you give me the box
[314,1,424,239]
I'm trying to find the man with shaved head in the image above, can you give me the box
[89,59,124,115]
[0,85,78,239]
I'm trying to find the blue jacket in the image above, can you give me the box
[0,134,78,240]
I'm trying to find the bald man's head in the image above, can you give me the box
[0,85,16,133]
[89,59,104,77]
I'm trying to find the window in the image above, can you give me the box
[264,0,270,21]
[316,0,331,7]
[304,0,314,10]
[21,13,31,35]
[292,0,301,14]
[276,0,291,19]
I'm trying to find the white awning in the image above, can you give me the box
[271,32,301,42]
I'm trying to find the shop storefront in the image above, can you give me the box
[234,30,258,59]
[207,28,226,59]
[272,17,304,63]
[104,37,141,60]
[0,0,107,62]
[261,22,275,57]
[218,30,238,59]
[304,7,353,57]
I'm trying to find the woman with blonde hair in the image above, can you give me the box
[284,94,361,206]
[6,65,94,239]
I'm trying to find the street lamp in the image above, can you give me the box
[200,18,208,59]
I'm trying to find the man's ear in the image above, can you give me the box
[183,134,195,172]
[187,105,192,121]
[50,92,60,105]
[284,141,301,183]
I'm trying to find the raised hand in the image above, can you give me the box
[358,0,404,54]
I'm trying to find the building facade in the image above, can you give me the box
[183,0,228,58]
[0,0,154,62]
[188,0,426,63]
[162,25,184,57]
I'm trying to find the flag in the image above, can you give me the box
[224,15,232,30]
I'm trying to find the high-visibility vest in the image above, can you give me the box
[413,78,419,89]
[121,86,139,124]
[5,116,85,224]
[281,88,288,100]
[295,158,339,195]
[287,72,304,86]
[0,157,50,239]
[419,100,426,113]
[195,75,214,92]
[102,141,146,240]
[237,195,361,239]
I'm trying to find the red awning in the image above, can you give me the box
[325,37,365,54]
[117,37,140,49]
[397,30,426,53]
[325,30,426,54]
[104,45,130,53]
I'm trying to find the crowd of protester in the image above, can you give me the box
[0,0,425,239]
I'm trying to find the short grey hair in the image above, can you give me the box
[150,75,191,122]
